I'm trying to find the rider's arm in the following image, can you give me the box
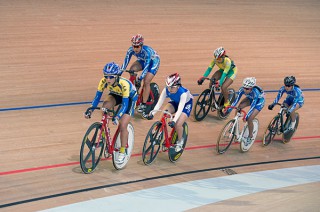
[120,47,134,71]
[272,86,285,105]
[203,60,215,77]
[151,88,166,115]
[219,58,232,86]
[91,78,107,109]
[173,92,187,123]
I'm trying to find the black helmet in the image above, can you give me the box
[284,76,296,86]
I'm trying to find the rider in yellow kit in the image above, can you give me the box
[197,47,238,107]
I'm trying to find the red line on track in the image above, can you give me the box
[1,135,319,176]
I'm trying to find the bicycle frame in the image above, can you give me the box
[273,103,289,134]
[151,110,175,149]
[125,70,156,107]
[203,77,221,109]
[225,106,248,142]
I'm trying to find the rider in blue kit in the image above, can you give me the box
[146,73,193,152]
[268,76,304,130]
[229,77,265,146]
[120,34,160,114]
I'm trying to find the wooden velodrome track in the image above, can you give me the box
[1,0,320,211]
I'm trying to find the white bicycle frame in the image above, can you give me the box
[228,111,248,143]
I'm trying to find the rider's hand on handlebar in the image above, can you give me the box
[84,109,93,119]
[268,104,274,110]
[168,121,175,128]
[112,116,119,125]
[197,77,205,85]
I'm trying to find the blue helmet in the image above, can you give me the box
[103,62,121,76]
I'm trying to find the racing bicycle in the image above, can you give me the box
[262,103,300,145]
[216,106,259,154]
[142,110,188,165]
[80,107,134,173]
[194,78,236,121]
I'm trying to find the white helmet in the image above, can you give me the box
[213,47,225,59]
[243,77,256,88]
[166,73,181,87]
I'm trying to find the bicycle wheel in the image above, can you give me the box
[144,82,160,115]
[193,89,213,121]
[142,121,163,165]
[262,116,279,146]
[216,119,236,154]
[283,113,300,143]
[112,123,135,170]
[217,88,236,119]
[240,119,259,152]
[168,122,188,163]
[80,122,105,174]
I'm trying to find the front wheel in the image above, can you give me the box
[168,122,188,163]
[216,119,236,154]
[142,121,163,165]
[262,116,279,146]
[193,89,213,121]
[80,122,105,174]
[283,113,299,143]
[144,82,160,115]
[217,88,236,119]
[112,123,135,170]
[240,119,259,152]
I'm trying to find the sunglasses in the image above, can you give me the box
[285,85,292,87]
[244,87,251,90]
[104,75,116,79]
[132,45,141,49]
[167,85,178,89]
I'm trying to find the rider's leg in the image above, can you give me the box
[175,113,188,141]
[209,70,222,88]
[119,114,131,151]
[288,104,300,129]
[221,77,233,106]
[246,109,260,139]
[102,95,116,116]
[142,72,155,105]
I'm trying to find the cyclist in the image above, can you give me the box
[268,76,304,131]
[146,73,193,152]
[197,47,237,107]
[84,62,138,163]
[229,77,265,147]
[120,34,160,114]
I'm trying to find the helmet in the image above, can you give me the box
[166,73,181,87]
[131,34,144,46]
[243,77,256,88]
[103,62,121,76]
[213,47,226,59]
[284,76,296,86]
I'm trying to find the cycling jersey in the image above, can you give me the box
[203,56,237,85]
[272,85,304,113]
[152,86,193,122]
[231,86,265,120]
[91,77,137,119]
[121,45,160,80]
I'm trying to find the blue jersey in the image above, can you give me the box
[121,45,160,80]
[165,86,193,104]
[232,86,265,120]
[272,85,304,113]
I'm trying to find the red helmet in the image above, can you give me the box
[131,34,144,46]
[166,73,181,87]
[213,47,226,59]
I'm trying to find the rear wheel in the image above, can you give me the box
[240,119,259,152]
[168,122,188,163]
[217,88,236,119]
[142,121,163,165]
[216,120,236,154]
[80,122,105,174]
[193,89,213,121]
[283,113,299,143]
[112,123,135,170]
[262,116,279,146]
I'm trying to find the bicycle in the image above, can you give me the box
[142,110,188,165]
[262,103,300,146]
[80,107,134,173]
[125,70,160,115]
[194,78,236,121]
[216,106,259,154]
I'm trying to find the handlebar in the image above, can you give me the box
[124,69,137,76]
[203,77,220,90]
[85,107,115,119]
[150,109,173,121]
[224,106,247,121]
